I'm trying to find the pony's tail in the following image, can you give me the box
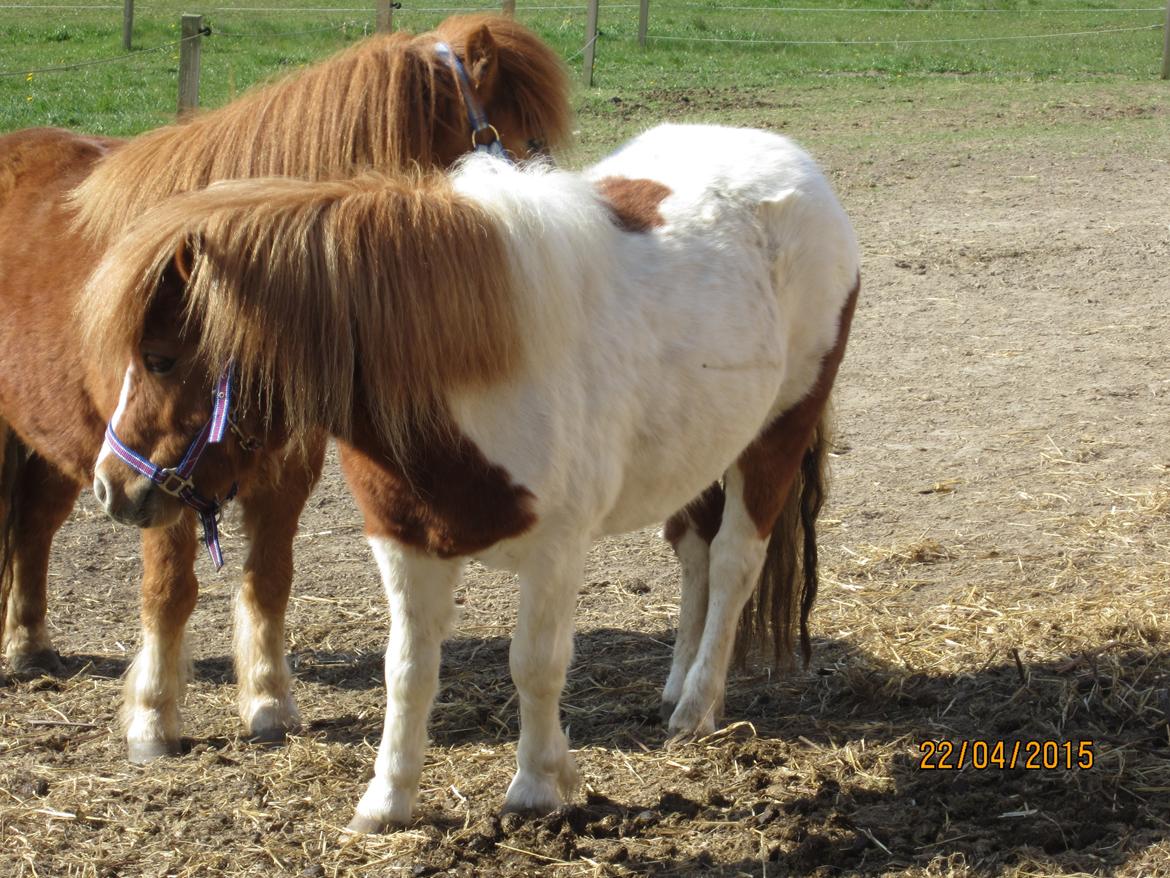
[0,420,27,654]
[735,412,832,669]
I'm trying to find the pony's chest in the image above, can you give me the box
[337,427,538,559]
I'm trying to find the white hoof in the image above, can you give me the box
[667,698,718,739]
[243,696,301,743]
[124,707,183,764]
[503,753,579,814]
[127,736,183,764]
[349,776,416,832]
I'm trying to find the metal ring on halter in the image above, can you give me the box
[472,124,502,152]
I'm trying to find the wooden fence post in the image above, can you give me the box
[1161,0,1169,79]
[502,0,516,16]
[583,0,599,86]
[376,0,393,32]
[177,13,204,117]
[638,0,649,48]
[122,0,133,50]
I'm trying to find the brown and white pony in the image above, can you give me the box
[83,124,859,829]
[0,13,570,763]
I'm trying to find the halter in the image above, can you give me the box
[434,41,507,159]
[103,363,252,570]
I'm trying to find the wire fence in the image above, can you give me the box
[1,0,1167,107]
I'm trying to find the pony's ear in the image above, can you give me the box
[169,235,203,283]
[464,24,499,96]
[172,237,196,284]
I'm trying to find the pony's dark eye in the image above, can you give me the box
[526,138,547,157]
[143,353,176,375]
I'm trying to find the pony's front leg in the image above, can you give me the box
[124,513,198,762]
[3,454,78,676]
[234,437,324,741]
[348,539,461,833]
[503,542,586,814]
[668,469,768,738]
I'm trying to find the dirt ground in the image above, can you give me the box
[2,84,1169,877]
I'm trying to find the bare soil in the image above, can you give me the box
[2,85,1169,877]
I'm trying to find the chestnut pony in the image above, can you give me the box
[0,14,570,762]
[83,124,859,829]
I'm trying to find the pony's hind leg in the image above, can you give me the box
[349,539,461,833]
[667,467,772,738]
[234,437,324,742]
[3,453,79,677]
[661,483,724,720]
[503,539,586,814]
[124,514,198,762]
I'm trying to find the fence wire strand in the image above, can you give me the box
[0,30,203,77]
[647,22,1163,45]
[214,20,362,37]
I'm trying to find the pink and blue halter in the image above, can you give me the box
[103,364,241,569]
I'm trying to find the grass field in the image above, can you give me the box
[0,0,1166,136]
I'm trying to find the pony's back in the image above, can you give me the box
[71,15,571,245]
[588,124,843,225]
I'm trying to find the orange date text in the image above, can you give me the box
[917,739,1094,770]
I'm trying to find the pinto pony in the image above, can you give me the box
[0,14,570,762]
[83,124,859,829]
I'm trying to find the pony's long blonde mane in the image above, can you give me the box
[81,174,518,457]
[71,14,570,244]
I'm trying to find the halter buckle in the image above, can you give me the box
[157,470,195,498]
[230,419,261,452]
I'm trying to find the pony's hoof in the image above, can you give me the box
[9,648,64,678]
[127,738,182,764]
[667,701,717,740]
[345,813,403,835]
[244,700,300,744]
[246,727,292,746]
[503,760,577,815]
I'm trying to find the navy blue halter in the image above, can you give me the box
[434,41,508,160]
[103,363,243,570]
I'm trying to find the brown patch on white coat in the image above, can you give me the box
[340,417,536,559]
[595,177,671,233]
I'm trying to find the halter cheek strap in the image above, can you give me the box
[434,41,507,159]
[103,363,240,570]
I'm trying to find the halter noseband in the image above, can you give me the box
[434,41,507,159]
[103,363,252,570]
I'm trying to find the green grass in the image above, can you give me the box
[0,1,1165,137]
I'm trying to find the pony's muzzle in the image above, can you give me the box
[93,467,177,528]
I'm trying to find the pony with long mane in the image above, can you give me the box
[84,123,859,830]
[0,13,570,763]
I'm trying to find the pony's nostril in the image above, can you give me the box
[93,477,108,507]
